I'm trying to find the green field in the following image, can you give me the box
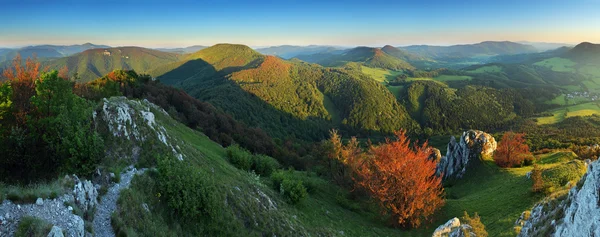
[580,65,600,77]
[536,102,600,124]
[361,66,404,83]
[468,65,502,74]
[435,75,472,82]
[533,57,576,72]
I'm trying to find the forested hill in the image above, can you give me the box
[155,44,418,140]
[44,47,182,82]
[296,46,415,70]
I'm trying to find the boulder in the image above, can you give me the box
[47,226,64,237]
[36,198,44,205]
[73,215,85,237]
[428,147,442,162]
[72,175,98,213]
[432,218,475,237]
[436,130,497,180]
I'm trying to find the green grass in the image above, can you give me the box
[0,179,69,204]
[16,216,54,237]
[535,151,577,167]
[579,65,600,77]
[533,57,576,73]
[440,160,541,237]
[468,65,502,74]
[435,75,472,82]
[360,66,404,83]
[560,84,582,92]
[321,92,342,123]
[536,102,600,124]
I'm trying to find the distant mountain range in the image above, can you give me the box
[400,41,538,59]
[256,45,344,59]
[0,43,110,63]
[296,46,415,70]
[154,45,207,54]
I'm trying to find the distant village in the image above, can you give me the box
[565,91,600,101]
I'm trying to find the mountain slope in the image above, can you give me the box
[381,45,430,62]
[298,46,415,70]
[45,47,182,82]
[564,42,600,63]
[402,41,538,59]
[0,43,110,63]
[156,44,418,139]
[154,45,207,54]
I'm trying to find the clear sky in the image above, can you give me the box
[1,0,599,48]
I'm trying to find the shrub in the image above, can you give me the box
[280,179,308,204]
[542,160,587,192]
[461,211,488,237]
[16,216,53,237]
[226,145,253,171]
[252,155,280,176]
[157,157,221,224]
[531,165,544,193]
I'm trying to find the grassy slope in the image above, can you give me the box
[113,102,420,236]
[361,66,404,83]
[533,57,576,72]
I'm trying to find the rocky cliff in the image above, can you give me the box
[436,130,497,180]
[518,160,600,237]
[432,217,475,237]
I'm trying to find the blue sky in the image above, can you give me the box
[1,0,599,48]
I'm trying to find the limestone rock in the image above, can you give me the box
[518,160,600,237]
[428,147,442,162]
[47,226,64,237]
[432,217,460,237]
[73,215,85,237]
[436,130,496,180]
[36,198,44,206]
[72,175,98,213]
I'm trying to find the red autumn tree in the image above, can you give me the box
[347,130,445,228]
[494,132,532,168]
[2,54,42,125]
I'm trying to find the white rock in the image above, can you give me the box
[432,217,460,237]
[68,206,73,211]
[36,198,44,205]
[47,226,64,237]
[436,130,497,180]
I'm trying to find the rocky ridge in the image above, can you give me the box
[518,160,600,237]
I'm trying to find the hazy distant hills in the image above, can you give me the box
[0,43,110,63]
[155,45,207,54]
[517,41,574,52]
[256,45,343,59]
[45,47,182,81]
[296,46,415,70]
[565,42,600,63]
[400,41,538,59]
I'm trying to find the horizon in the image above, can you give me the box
[1,0,599,48]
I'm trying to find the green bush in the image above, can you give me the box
[16,216,53,237]
[157,157,221,224]
[252,155,280,176]
[280,179,308,204]
[226,145,253,171]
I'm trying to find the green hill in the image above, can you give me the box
[402,41,538,59]
[297,47,415,71]
[381,45,431,62]
[156,44,417,139]
[564,42,600,63]
[45,47,182,82]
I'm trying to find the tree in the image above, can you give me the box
[2,54,41,125]
[336,130,444,228]
[462,211,488,237]
[531,164,544,193]
[494,132,532,168]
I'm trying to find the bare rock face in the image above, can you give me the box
[518,160,600,237]
[432,217,475,237]
[436,130,497,180]
[47,226,64,237]
[72,175,98,213]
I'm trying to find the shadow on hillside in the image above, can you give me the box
[155,56,346,141]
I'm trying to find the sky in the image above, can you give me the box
[1,0,599,48]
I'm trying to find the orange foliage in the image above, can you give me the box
[494,132,532,168]
[2,54,42,125]
[231,56,291,83]
[331,130,445,228]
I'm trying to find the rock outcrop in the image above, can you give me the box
[436,130,497,180]
[47,226,65,237]
[432,217,475,237]
[518,160,600,237]
[73,175,98,213]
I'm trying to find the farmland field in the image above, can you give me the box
[467,65,502,73]
[361,66,403,83]
[536,102,600,124]
[533,57,576,72]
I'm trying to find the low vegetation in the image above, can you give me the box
[16,216,54,237]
